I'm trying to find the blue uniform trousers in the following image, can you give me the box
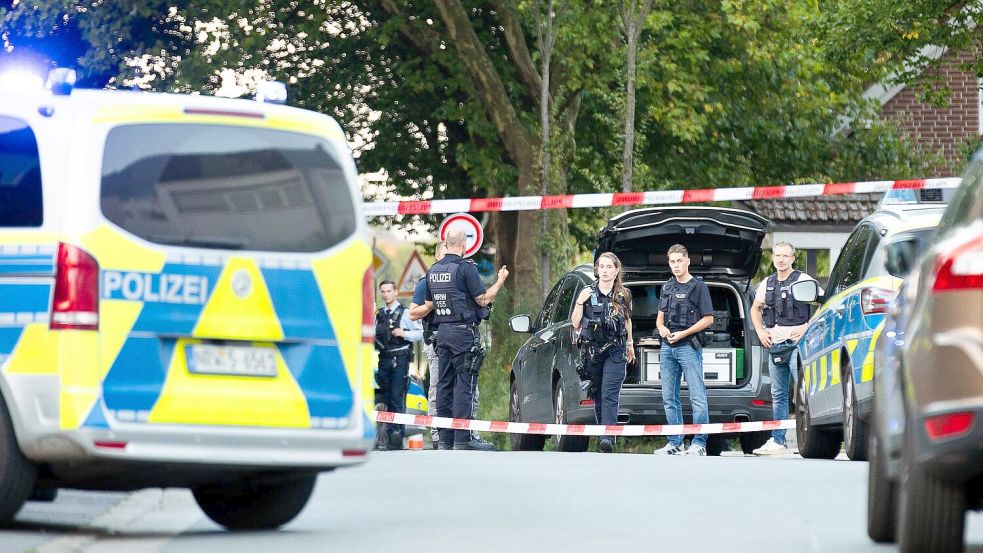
[435,324,481,445]
[585,344,627,432]
[377,349,410,438]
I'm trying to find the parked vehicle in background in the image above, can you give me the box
[866,155,983,553]
[791,204,945,460]
[508,208,774,455]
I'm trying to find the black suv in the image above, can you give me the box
[508,207,775,454]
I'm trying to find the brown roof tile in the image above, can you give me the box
[743,193,881,225]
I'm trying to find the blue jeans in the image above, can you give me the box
[768,340,798,445]
[660,343,709,447]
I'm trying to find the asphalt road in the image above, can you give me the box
[6,449,983,553]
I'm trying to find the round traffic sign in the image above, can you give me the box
[438,213,483,258]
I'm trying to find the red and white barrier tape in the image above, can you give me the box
[364,177,960,216]
[373,410,795,436]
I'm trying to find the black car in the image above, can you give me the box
[508,207,775,454]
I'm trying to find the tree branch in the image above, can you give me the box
[435,0,537,171]
[492,0,542,101]
[374,0,443,55]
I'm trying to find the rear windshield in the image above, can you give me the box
[101,124,357,252]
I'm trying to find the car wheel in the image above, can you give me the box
[843,371,869,461]
[0,393,37,525]
[193,473,317,530]
[740,431,770,455]
[509,381,545,451]
[795,368,842,459]
[896,426,966,553]
[554,384,588,452]
[867,415,896,543]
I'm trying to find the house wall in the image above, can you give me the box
[881,48,980,175]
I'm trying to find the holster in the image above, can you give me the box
[462,344,486,376]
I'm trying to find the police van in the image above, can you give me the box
[0,71,376,529]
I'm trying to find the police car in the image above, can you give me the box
[0,70,375,529]
[790,203,945,460]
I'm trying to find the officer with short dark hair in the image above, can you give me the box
[750,241,818,455]
[420,229,508,451]
[375,279,423,450]
[654,244,714,456]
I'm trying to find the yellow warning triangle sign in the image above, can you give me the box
[193,257,284,341]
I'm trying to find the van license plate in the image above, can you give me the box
[186,345,277,377]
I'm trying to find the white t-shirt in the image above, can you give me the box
[754,272,820,344]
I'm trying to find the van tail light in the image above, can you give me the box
[50,243,99,331]
[362,267,375,344]
[924,412,974,441]
[932,230,983,293]
[860,287,893,315]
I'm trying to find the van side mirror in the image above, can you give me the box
[509,314,532,333]
[885,238,917,278]
[791,280,820,303]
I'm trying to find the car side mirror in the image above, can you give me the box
[791,279,820,303]
[885,238,917,278]
[509,314,532,333]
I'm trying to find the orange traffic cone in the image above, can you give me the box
[407,434,424,450]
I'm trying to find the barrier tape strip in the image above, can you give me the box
[373,410,795,437]
[363,177,961,216]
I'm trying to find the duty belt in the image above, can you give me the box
[380,346,411,355]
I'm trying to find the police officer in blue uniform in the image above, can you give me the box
[572,252,635,453]
[750,241,817,455]
[375,280,423,450]
[654,244,714,456]
[422,229,508,450]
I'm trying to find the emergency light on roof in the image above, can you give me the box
[0,68,44,93]
[46,68,77,96]
[255,80,288,104]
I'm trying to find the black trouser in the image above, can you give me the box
[586,344,627,438]
[377,349,410,438]
[435,324,481,445]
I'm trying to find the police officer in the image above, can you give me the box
[654,244,714,456]
[411,241,496,451]
[750,241,818,455]
[375,280,423,451]
[421,229,508,451]
[571,252,634,453]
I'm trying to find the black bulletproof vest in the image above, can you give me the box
[376,303,409,351]
[661,277,703,332]
[427,257,476,325]
[762,271,810,327]
[581,283,628,345]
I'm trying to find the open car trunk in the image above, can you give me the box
[625,280,750,388]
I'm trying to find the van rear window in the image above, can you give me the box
[100,124,357,252]
[0,117,43,227]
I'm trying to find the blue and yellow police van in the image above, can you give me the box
[0,70,375,529]
[792,204,945,461]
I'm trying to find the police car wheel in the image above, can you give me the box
[867,414,896,543]
[508,381,545,452]
[795,368,841,460]
[896,424,966,553]
[553,385,588,453]
[842,375,869,461]
[193,473,317,530]
[0,393,38,524]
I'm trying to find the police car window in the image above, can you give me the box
[552,277,578,324]
[0,117,43,227]
[100,124,357,252]
[831,224,874,293]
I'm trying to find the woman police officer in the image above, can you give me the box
[571,252,635,453]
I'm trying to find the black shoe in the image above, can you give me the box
[453,439,497,451]
[599,439,614,453]
[437,441,454,450]
[388,432,403,451]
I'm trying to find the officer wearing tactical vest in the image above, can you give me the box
[750,241,818,455]
[572,252,635,453]
[654,244,714,456]
[375,280,423,451]
[421,229,508,451]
